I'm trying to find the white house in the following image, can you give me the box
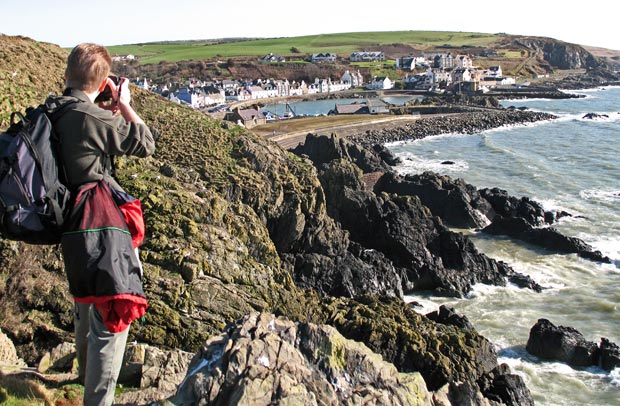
[261,82,280,98]
[290,80,306,96]
[437,69,453,85]
[171,88,200,108]
[222,80,239,91]
[138,77,150,90]
[328,80,351,92]
[396,57,428,70]
[366,76,393,90]
[485,66,502,78]
[456,55,473,68]
[451,67,477,83]
[499,77,515,85]
[341,70,364,87]
[403,73,427,87]
[202,86,226,106]
[247,85,271,99]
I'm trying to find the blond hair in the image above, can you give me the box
[65,43,112,92]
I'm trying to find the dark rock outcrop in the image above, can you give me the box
[483,216,611,263]
[538,65,620,90]
[582,112,609,120]
[526,319,620,372]
[599,338,620,372]
[426,305,474,330]
[376,171,494,229]
[526,319,599,367]
[477,364,535,406]
[376,171,610,264]
[290,132,391,173]
[292,134,541,297]
[288,241,404,298]
[479,187,548,227]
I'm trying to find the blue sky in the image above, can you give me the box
[1,0,618,50]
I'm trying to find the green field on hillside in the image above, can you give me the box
[107,31,502,64]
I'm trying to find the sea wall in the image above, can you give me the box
[351,109,557,145]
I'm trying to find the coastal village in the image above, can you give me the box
[126,50,515,124]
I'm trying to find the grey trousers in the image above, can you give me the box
[75,302,130,406]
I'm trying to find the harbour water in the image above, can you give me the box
[388,87,620,405]
[261,95,417,117]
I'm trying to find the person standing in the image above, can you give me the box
[52,43,155,406]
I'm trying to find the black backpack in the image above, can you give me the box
[0,100,75,244]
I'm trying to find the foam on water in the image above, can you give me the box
[404,296,440,314]
[536,198,575,215]
[580,188,620,203]
[503,97,562,103]
[385,131,471,148]
[610,368,620,387]
[394,153,469,175]
[585,235,620,261]
[479,116,557,134]
[464,282,516,299]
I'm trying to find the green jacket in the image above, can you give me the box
[50,88,155,192]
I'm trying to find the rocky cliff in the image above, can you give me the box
[512,36,601,70]
[0,36,532,405]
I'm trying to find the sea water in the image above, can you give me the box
[389,87,620,406]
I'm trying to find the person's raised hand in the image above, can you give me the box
[117,77,131,106]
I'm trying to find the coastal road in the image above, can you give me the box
[262,115,423,149]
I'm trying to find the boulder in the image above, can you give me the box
[426,305,475,330]
[119,343,194,391]
[477,364,534,406]
[372,143,401,166]
[479,188,548,226]
[167,312,432,406]
[0,330,26,368]
[582,112,609,120]
[526,319,598,367]
[37,342,75,373]
[290,133,391,174]
[599,337,620,371]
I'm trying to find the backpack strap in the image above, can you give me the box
[44,97,80,185]
[42,97,80,228]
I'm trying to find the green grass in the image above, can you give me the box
[107,31,502,64]
[502,51,525,58]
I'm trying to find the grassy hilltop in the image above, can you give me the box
[106,30,619,87]
[107,31,501,63]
